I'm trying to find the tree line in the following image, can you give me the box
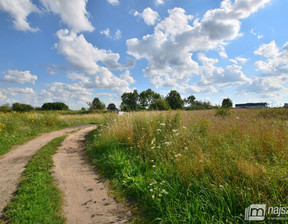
[0,89,233,112]
[119,89,232,111]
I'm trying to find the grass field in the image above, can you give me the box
[4,136,66,224]
[0,111,102,155]
[86,109,288,223]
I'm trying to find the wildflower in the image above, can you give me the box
[164,142,171,146]
[152,165,156,168]
[158,193,162,197]
[150,189,153,192]
[160,123,166,126]
[219,185,224,188]
[157,129,161,132]
[184,142,187,146]
[152,195,155,199]
[183,126,186,129]
[162,189,169,195]
[151,160,154,163]
[172,129,178,133]
[175,154,182,158]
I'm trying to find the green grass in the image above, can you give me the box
[85,111,288,223]
[0,111,102,156]
[3,136,66,224]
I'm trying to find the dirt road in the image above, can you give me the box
[53,126,129,224]
[0,125,130,223]
[0,124,94,217]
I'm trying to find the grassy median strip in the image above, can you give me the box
[4,136,66,224]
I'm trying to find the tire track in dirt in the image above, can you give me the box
[0,124,95,217]
[52,126,130,224]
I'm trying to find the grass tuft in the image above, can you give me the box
[3,136,66,224]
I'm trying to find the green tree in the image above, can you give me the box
[149,99,170,111]
[139,89,161,109]
[87,98,106,110]
[184,95,196,106]
[120,90,140,111]
[12,103,34,112]
[165,90,183,110]
[107,103,117,110]
[221,98,233,108]
[0,104,12,112]
[41,102,69,110]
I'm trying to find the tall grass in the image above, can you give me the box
[86,110,288,223]
[0,111,102,155]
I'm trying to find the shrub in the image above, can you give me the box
[41,102,69,111]
[12,103,34,112]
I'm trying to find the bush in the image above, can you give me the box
[12,103,34,112]
[0,104,12,113]
[215,107,231,117]
[41,102,69,111]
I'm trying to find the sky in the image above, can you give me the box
[0,0,287,109]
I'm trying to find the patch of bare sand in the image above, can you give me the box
[53,127,131,224]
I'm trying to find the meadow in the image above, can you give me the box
[0,111,102,155]
[86,109,288,223]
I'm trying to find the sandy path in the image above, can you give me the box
[53,126,130,224]
[0,124,95,217]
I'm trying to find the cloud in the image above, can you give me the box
[250,28,263,39]
[229,56,248,64]
[127,0,270,92]
[2,70,38,84]
[198,53,249,87]
[40,82,92,103]
[40,0,94,32]
[100,28,122,40]
[0,0,39,32]
[107,0,119,5]
[154,0,164,6]
[254,41,288,76]
[238,75,287,95]
[55,29,135,94]
[134,7,160,26]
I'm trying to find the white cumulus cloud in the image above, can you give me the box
[2,70,38,84]
[40,0,94,32]
[254,41,288,76]
[127,0,270,93]
[107,0,119,5]
[134,7,160,26]
[55,29,135,94]
[0,0,39,32]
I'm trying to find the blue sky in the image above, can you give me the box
[0,0,287,109]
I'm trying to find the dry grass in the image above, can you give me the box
[88,109,288,223]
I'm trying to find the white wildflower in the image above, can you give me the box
[160,123,166,126]
[175,154,182,158]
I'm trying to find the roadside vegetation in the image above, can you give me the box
[4,136,66,224]
[0,111,102,155]
[86,109,288,223]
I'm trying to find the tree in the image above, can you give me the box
[87,98,105,110]
[12,103,34,112]
[165,90,183,110]
[0,104,12,113]
[139,89,161,109]
[41,102,69,110]
[184,95,196,106]
[221,98,233,108]
[149,99,170,111]
[107,103,117,110]
[120,90,140,111]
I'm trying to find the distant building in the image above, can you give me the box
[235,103,268,109]
[284,103,288,108]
